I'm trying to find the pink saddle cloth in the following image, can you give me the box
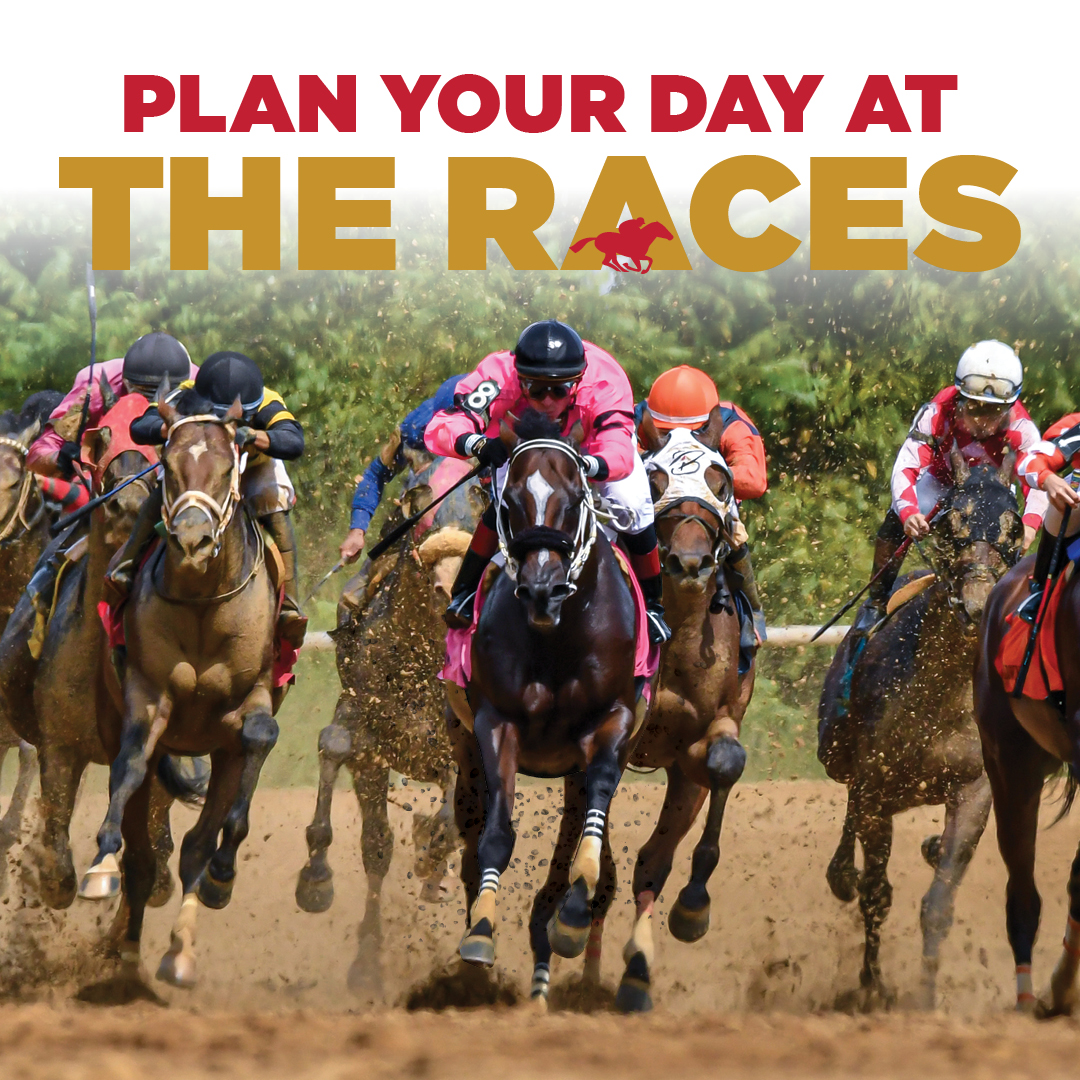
[439,548,660,700]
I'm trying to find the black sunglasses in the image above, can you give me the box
[519,378,579,401]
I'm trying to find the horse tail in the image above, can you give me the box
[1048,761,1080,826]
[157,754,210,807]
[569,237,596,253]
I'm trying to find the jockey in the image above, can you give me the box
[105,351,308,647]
[339,373,466,564]
[425,320,672,645]
[852,340,1046,643]
[638,364,768,651]
[1014,414,1080,621]
[22,333,196,624]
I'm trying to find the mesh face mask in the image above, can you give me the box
[645,427,736,519]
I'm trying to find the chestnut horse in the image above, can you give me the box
[819,450,1024,1008]
[614,410,754,1011]
[975,494,1080,1015]
[79,387,279,989]
[295,447,485,998]
[448,411,652,1007]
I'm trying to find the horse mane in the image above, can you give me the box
[513,409,564,443]
[172,387,218,418]
[0,389,63,437]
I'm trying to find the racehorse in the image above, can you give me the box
[0,390,63,887]
[568,219,673,273]
[446,410,654,1008]
[612,409,755,1012]
[818,448,1025,1009]
[295,447,486,997]
[975,493,1080,1015]
[79,387,280,989]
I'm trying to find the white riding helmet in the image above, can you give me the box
[954,341,1022,405]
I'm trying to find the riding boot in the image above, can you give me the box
[261,511,308,649]
[638,572,673,646]
[444,514,499,629]
[623,525,671,645]
[721,542,766,649]
[1017,526,1058,623]
[103,483,164,608]
[850,528,904,643]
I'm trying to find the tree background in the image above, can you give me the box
[2,201,1076,778]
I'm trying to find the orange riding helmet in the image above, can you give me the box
[646,365,719,430]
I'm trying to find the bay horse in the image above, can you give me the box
[0,390,62,888]
[295,447,486,997]
[447,410,652,1007]
[79,387,279,989]
[613,410,755,1012]
[975,491,1080,1015]
[818,448,1025,1009]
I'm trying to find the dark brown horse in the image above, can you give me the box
[975,494,1080,1015]
[446,411,652,1008]
[611,410,755,1011]
[819,450,1024,1009]
[295,448,485,998]
[79,387,279,989]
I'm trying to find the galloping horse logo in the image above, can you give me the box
[569,218,673,274]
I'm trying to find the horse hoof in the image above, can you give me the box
[529,991,549,1013]
[148,867,176,909]
[196,871,233,910]
[921,835,943,869]
[548,877,592,959]
[616,950,653,1013]
[668,896,711,943]
[295,869,334,913]
[156,949,197,989]
[459,921,495,968]
[40,873,78,911]
[826,856,859,903]
[77,853,121,902]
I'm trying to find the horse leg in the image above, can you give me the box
[585,825,617,988]
[36,743,89,908]
[451,717,484,921]
[156,752,239,989]
[80,683,170,899]
[855,805,895,1007]
[669,735,746,943]
[918,774,993,1009]
[0,741,35,868]
[616,764,705,1014]
[983,741,1044,1011]
[295,718,352,912]
[346,758,391,999]
[147,781,176,908]
[111,768,158,982]
[827,790,860,903]
[1043,837,1080,1016]
[459,709,518,968]
[413,762,460,904]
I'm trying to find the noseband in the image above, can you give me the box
[0,436,43,545]
[496,439,597,592]
[160,415,246,556]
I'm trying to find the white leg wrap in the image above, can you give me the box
[531,961,551,997]
[1016,963,1035,1005]
[583,808,606,840]
[479,868,501,895]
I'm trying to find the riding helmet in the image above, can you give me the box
[122,333,191,393]
[954,341,1023,405]
[513,321,586,380]
[646,365,720,430]
[194,351,265,418]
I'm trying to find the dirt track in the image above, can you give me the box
[1,779,1079,1077]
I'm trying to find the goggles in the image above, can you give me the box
[956,374,1020,405]
[210,399,261,422]
[519,377,580,402]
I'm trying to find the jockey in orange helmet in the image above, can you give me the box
[637,365,768,651]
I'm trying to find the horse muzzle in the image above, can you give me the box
[515,579,574,630]
[170,507,222,571]
[662,548,715,589]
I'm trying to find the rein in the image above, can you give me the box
[0,436,45,545]
[496,438,597,591]
[153,510,266,605]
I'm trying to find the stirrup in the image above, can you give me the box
[103,563,135,609]
[645,604,672,645]
[1016,587,1043,625]
[277,610,308,649]
[850,599,887,639]
[444,589,476,630]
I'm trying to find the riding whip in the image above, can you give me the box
[48,461,158,535]
[1013,502,1073,699]
[75,263,97,450]
[303,559,345,604]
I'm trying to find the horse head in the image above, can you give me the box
[929,445,1025,625]
[642,406,736,590]
[158,385,244,572]
[496,409,594,631]
[0,396,53,541]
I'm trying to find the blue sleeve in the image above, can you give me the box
[634,400,647,427]
[399,374,466,448]
[350,458,394,532]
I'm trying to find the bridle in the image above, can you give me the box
[160,415,246,558]
[0,436,44,545]
[496,438,597,593]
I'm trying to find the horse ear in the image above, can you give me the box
[638,408,664,455]
[13,415,42,450]
[567,420,585,450]
[158,376,179,431]
[696,405,725,451]
[83,426,112,467]
[998,448,1017,487]
[499,418,519,452]
[224,396,244,423]
[98,372,117,413]
[950,443,971,486]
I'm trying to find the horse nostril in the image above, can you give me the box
[666,554,683,576]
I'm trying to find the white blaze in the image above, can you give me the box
[526,469,555,527]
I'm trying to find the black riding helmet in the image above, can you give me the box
[122,333,191,396]
[194,352,264,420]
[513,320,586,380]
